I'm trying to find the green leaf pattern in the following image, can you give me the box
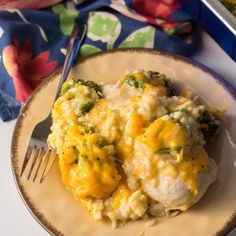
[119,26,155,48]
[79,45,101,57]
[52,6,156,54]
[52,2,78,36]
[87,12,121,49]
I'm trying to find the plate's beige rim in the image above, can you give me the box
[11,48,236,236]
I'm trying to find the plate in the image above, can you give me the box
[11,49,236,236]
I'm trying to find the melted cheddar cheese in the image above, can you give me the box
[138,118,190,153]
[60,128,120,198]
[112,183,132,209]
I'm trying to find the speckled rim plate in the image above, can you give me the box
[11,48,236,236]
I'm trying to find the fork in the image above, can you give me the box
[20,23,87,183]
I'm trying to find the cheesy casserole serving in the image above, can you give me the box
[48,70,222,227]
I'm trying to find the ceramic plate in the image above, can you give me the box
[11,49,236,236]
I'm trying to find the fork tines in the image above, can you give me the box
[20,146,57,183]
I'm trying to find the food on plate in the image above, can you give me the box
[48,70,222,227]
[220,0,236,16]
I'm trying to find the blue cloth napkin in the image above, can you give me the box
[0,0,197,121]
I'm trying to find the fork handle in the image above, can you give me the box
[54,23,87,100]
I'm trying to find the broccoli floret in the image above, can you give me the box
[149,71,161,78]
[124,75,145,90]
[80,101,94,115]
[60,79,76,96]
[84,125,95,134]
[221,0,236,16]
[198,111,221,141]
[148,71,176,96]
[155,146,185,162]
[155,147,173,154]
[76,121,96,133]
[77,79,103,97]
[72,147,80,164]
[60,79,103,98]
[163,79,177,96]
[97,136,108,147]
[155,146,181,155]
[60,86,70,96]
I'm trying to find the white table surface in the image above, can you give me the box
[0,31,235,236]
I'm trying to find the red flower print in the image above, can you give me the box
[133,0,181,19]
[0,0,63,9]
[2,38,58,103]
[133,0,184,32]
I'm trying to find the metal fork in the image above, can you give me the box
[20,23,87,183]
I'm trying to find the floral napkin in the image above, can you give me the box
[0,0,63,9]
[0,0,197,121]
